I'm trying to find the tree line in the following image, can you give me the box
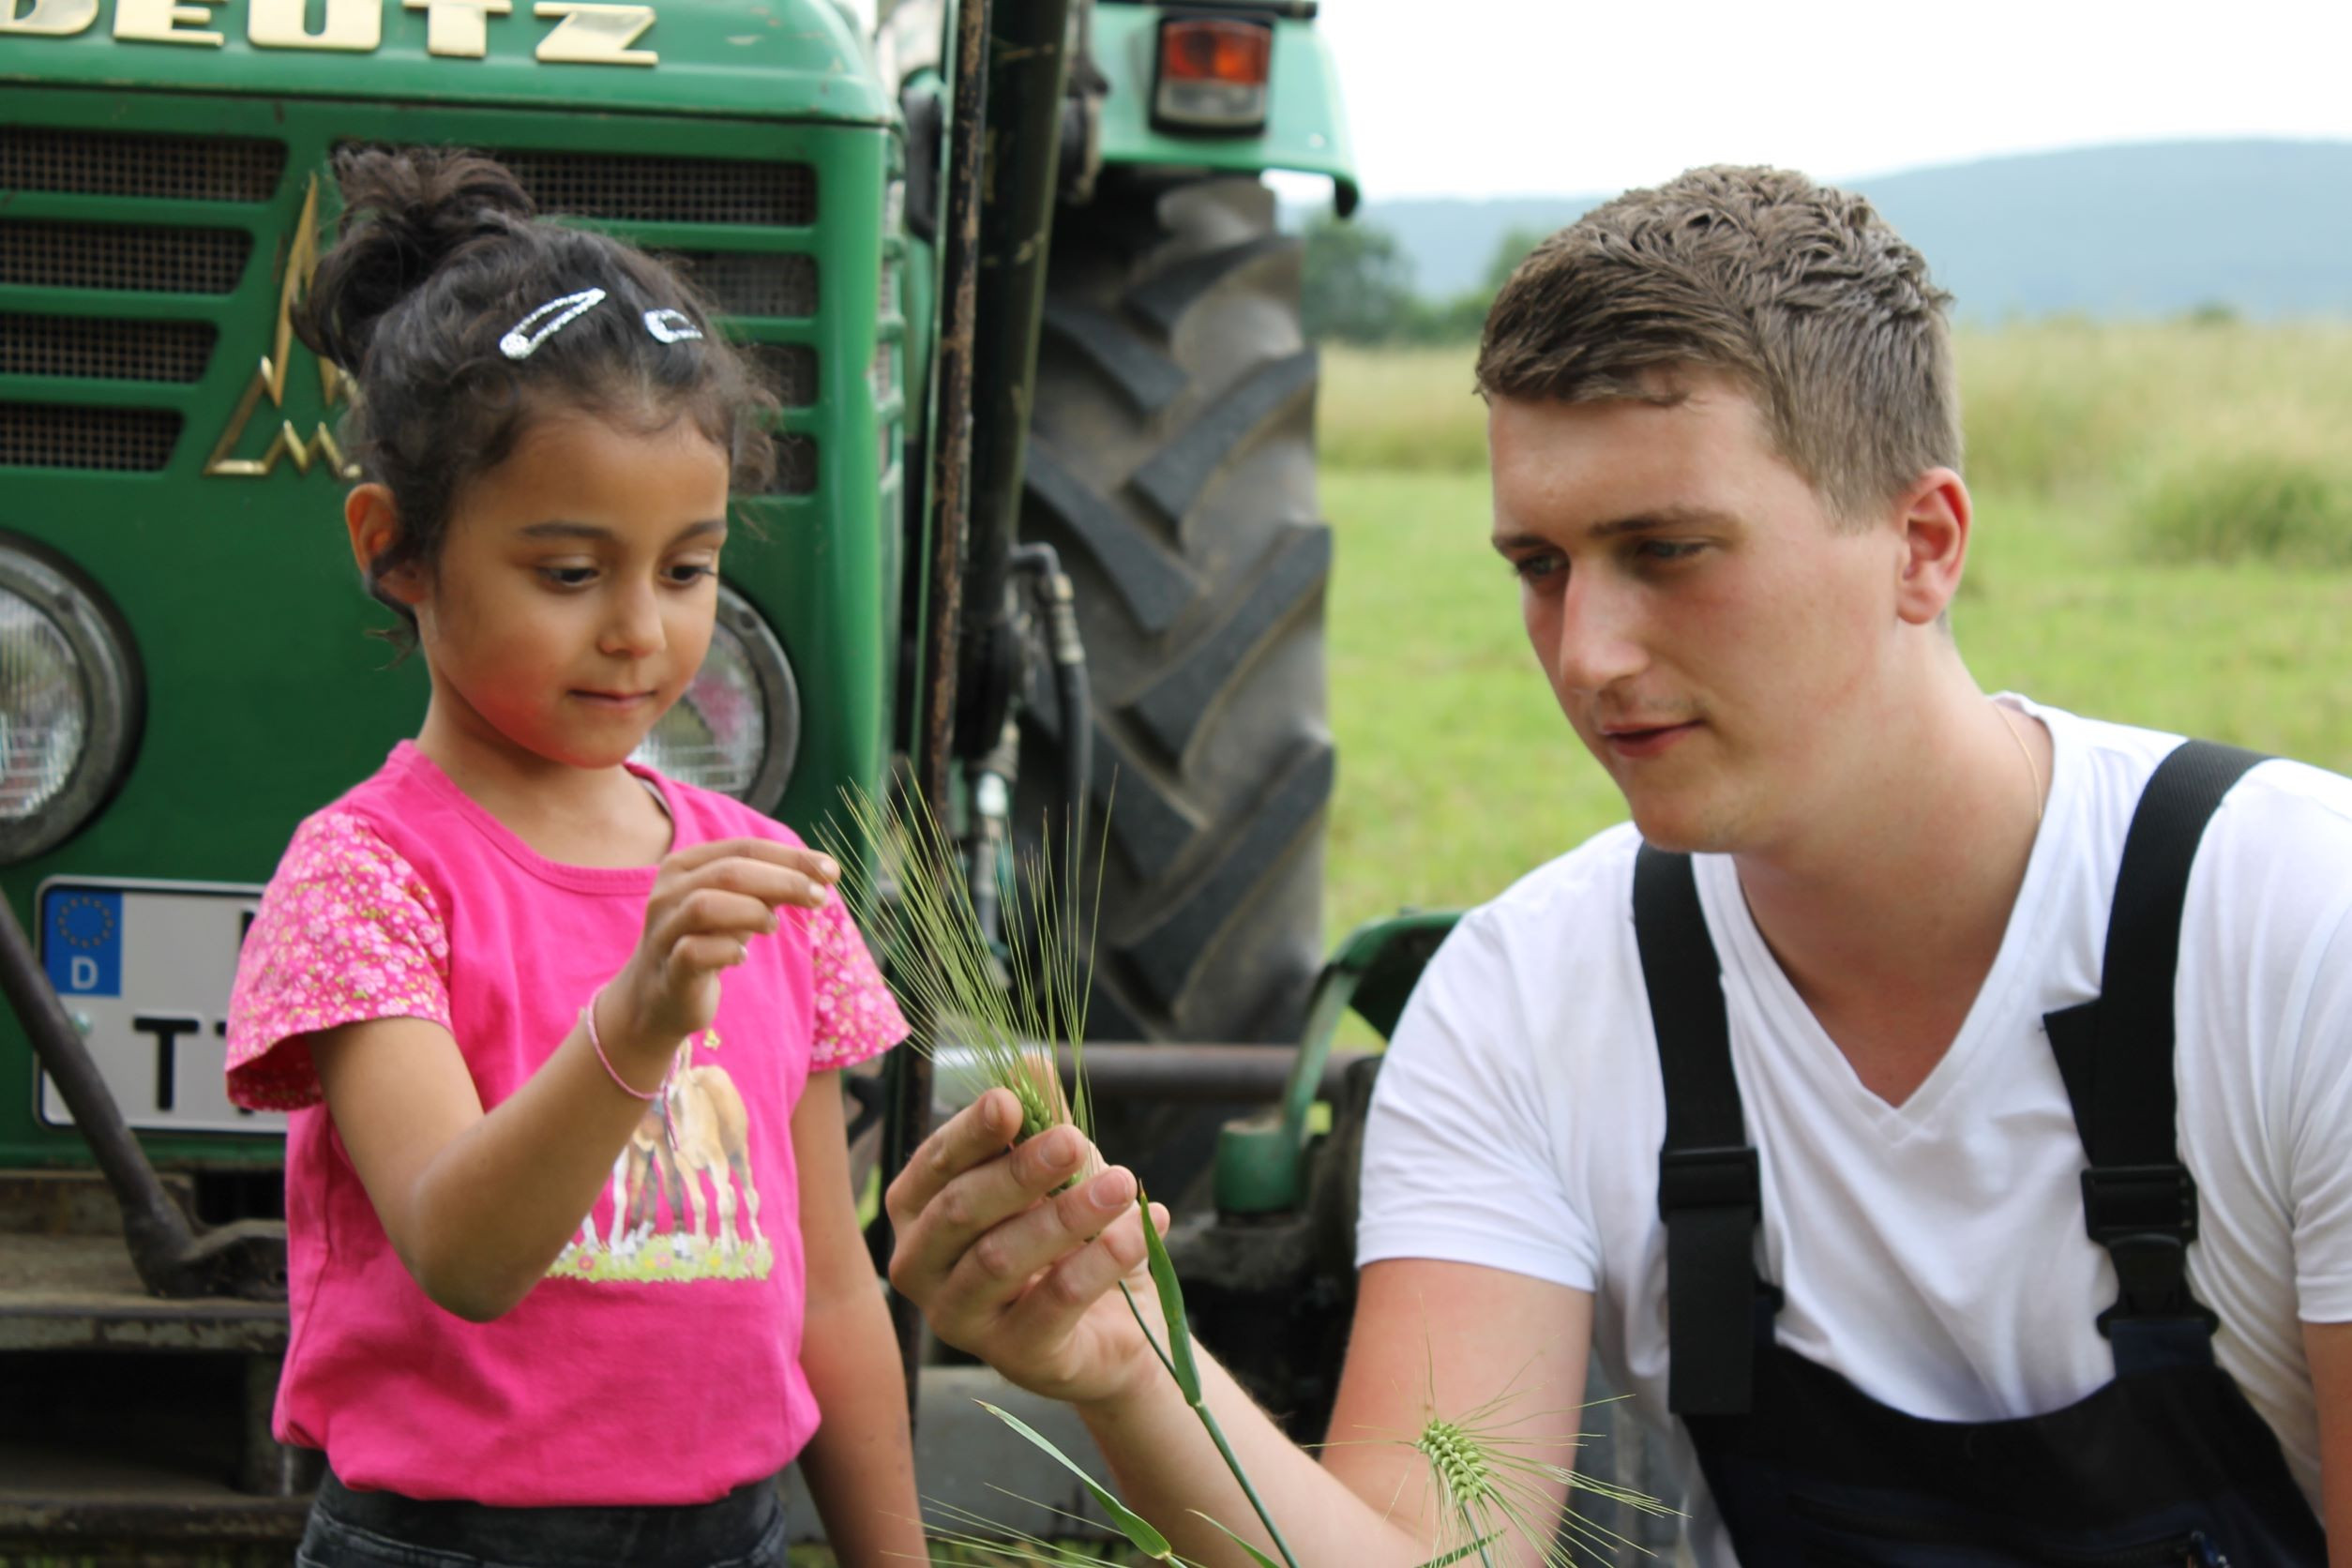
[1300,215,1552,346]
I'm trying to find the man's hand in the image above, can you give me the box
[885,1088,1170,1407]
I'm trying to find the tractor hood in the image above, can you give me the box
[0,0,890,125]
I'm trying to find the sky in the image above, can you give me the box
[1304,0,2352,202]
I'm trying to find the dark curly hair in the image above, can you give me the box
[296,145,778,636]
[1477,165,1959,523]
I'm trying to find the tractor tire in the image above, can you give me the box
[1016,174,1332,1199]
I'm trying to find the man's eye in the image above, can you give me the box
[1508,553,1563,583]
[1636,540,1704,564]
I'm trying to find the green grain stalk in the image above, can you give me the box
[1119,1199,1304,1568]
[822,784,1099,1147]
[924,1495,1198,1566]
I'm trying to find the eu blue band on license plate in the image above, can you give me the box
[45,888,124,998]
[36,879,280,1136]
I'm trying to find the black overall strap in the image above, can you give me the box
[1635,844,1762,1417]
[2043,739,2267,1371]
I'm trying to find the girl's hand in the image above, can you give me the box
[604,837,837,1064]
[886,1089,1172,1410]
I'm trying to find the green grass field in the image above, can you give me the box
[1316,324,2352,944]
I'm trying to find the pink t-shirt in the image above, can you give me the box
[225,742,906,1506]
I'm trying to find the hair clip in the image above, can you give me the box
[499,288,608,360]
[642,309,704,344]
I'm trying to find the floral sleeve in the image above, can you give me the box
[224,809,451,1111]
[807,894,909,1070]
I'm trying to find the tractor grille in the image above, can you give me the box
[0,315,219,384]
[750,343,818,409]
[0,221,252,295]
[0,127,285,203]
[767,434,818,496]
[0,402,181,471]
[3,122,841,493]
[497,150,817,227]
[667,250,817,320]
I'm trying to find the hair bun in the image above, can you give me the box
[297,145,535,370]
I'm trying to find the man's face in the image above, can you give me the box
[1487,376,1911,855]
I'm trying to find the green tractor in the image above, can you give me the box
[0,0,1401,1555]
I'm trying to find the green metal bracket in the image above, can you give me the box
[1213,909,1460,1216]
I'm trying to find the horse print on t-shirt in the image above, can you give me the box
[550,1028,774,1284]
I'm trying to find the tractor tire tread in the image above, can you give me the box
[1019,176,1330,1131]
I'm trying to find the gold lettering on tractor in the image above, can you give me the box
[249,0,380,51]
[113,0,222,45]
[403,0,511,58]
[206,175,361,480]
[534,1,655,66]
[0,0,99,37]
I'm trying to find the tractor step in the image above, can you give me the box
[0,1442,310,1551]
[0,1230,287,1353]
[0,1168,199,1237]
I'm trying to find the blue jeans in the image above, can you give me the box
[296,1470,789,1568]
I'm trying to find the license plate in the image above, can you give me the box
[35,878,284,1136]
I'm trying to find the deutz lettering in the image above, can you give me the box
[0,0,660,64]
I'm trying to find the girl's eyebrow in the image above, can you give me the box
[517,519,729,543]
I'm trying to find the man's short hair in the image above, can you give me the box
[1476,165,1961,523]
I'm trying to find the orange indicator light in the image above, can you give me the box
[1159,19,1274,86]
[1154,17,1274,133]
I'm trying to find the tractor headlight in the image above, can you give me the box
[631,583,799,815]
[0,536,143,866]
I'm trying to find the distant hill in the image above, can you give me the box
[1315,141,2352,321]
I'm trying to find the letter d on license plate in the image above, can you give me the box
[37,879,284,1135]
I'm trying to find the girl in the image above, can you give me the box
[224,146,924,1568]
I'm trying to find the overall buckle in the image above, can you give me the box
[2081,1163,2198,1243]
[2082,1165,2217,1336]
[1658,1145,1758,1216]
[2095,1233,2218,1333]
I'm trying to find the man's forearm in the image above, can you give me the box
[1078,1342,1431,1568]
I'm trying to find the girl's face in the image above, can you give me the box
[377,410,734,773]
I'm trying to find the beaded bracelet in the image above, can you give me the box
[582,988,664,1101]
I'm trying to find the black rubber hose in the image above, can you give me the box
[1012,542,1091,878]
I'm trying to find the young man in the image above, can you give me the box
[886,167,2352,1563]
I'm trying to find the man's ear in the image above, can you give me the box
[1892,467,1971,626]
[344,484,425,606]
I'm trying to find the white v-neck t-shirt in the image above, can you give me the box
[1357,699,2352,1561]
